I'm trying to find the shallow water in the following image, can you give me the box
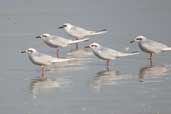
[0,0,171,114]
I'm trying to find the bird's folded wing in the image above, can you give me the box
[68,38,89,44]
[71,26,91,35]
[49,36,69,46]
[100,47,121,59]
[142,40,168,53]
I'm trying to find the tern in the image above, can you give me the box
[58,23,107,48]
[130,35,171,64]
[86,43,139,69]
[36,33,89,57]
[21,48,71,77]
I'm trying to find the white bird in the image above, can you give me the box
[130,35,171,64]
[58,23,107,39]
[21,48,71,77]
[58,23,107,48]
[36,33,89,58]
[86,43,139,68]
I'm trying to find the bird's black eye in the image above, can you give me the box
[42,35,47,37]
[91,44,97,47]
[136,38,142,40]
[58,24,67,29]
[28,50,33,53]
[63,25,67,27]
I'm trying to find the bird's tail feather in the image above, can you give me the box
[92,29,108,35]
[120,51,139,57]
[51,58,74,63]
[162,47,171,51]
[69,38,89,44]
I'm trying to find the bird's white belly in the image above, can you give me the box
[28,55,49,66]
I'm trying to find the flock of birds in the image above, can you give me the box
[21,23,171,78]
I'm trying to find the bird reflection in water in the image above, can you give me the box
[91,69,133,92]
[31,76,61,97]
[67,47,93,58]
[139,64,169,82]
[49,48,94,73]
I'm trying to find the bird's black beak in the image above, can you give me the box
[58,25,66,29]
[20,50,26,53]
[84,46,90,48]
[129,40,135,43]
[35,36,41,38]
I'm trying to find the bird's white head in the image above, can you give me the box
[89,42,101,49]
[130,35,147,43]
[36,33,51,39]
[27,48,37,53]
[21,48,37,54]
[58,23,72,29]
